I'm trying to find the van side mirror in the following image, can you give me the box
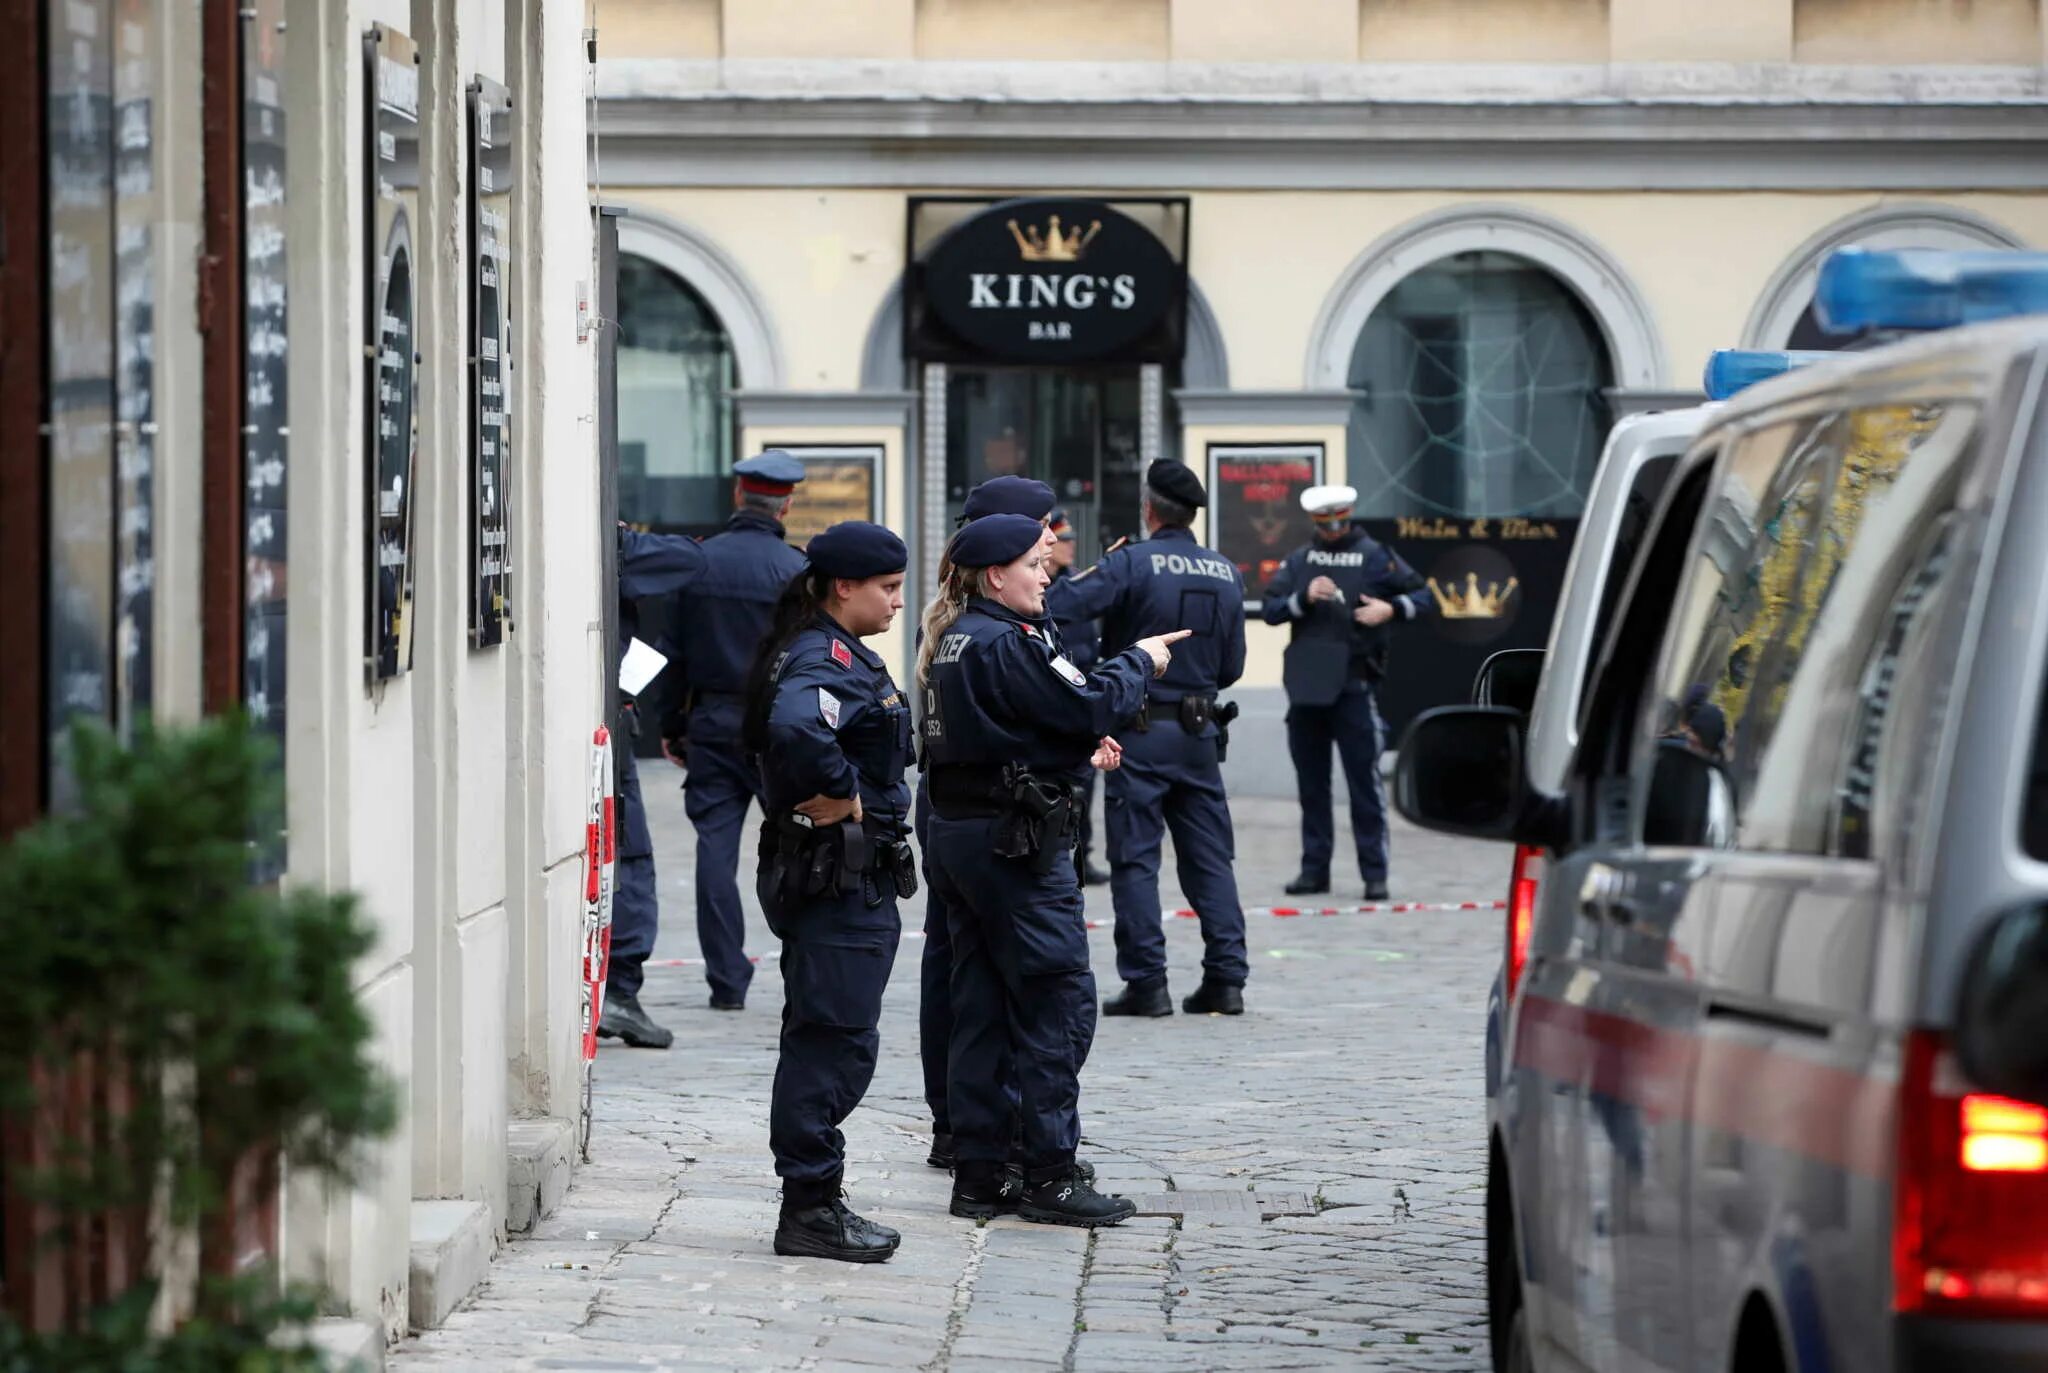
[1472,648,1545,714]
[1956,905,2048,1107]
[1394,707,1528,842]
[1643,739,1736,849]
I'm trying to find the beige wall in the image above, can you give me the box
[727,0,914,58]
[1171,0,1356,62]
[1358,0,1607,61]
[1794,0,2042,63]
[1612,0,1792,60]
[601,0,720,59]
[919,0,1168,59]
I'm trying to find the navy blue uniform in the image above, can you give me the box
[1261,525,1433,885]
[922,598,1151,1170]
[758,617,914,1189]
[1046,529,1249,991]
[669,511,807,1005]
[613,529,709,1000]
[1047,564,1104,878]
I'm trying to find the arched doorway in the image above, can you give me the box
[615,255,735,535]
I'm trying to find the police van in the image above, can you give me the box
[1400,249,2048,1373]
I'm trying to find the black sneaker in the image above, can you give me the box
[949,1162,1022,1220]
[1102,980,1172,1018]
[597,992,674,1049]
[1017,1168,1138,1228]
[1364,879,1390,902]
[927,1130,956,1170]
[1284,872,1330,896]
[1181,980,1245,1016]
[709,994,745,1012]
[773,1198,900,1263]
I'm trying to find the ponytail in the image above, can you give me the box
[914,560,983,688]
[740,567,832,757]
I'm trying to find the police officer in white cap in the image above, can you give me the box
[1260,485,1434,900]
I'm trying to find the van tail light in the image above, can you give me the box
[1894,1029,2048,1317]
[1505,845,1543,1002]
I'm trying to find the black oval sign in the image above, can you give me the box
[923,198,1177,364]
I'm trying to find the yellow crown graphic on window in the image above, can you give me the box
[1427,572,1520,619]
[1007,215,1101,263]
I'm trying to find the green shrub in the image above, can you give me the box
[0,716,397,1367]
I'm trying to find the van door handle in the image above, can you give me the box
[1579,864,1633,920]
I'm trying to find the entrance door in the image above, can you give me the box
[944,368,1148,559]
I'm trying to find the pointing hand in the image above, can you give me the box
[1135,629,1193,677]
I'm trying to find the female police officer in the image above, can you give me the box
[742,521,916,1263]
[917,513,1187,1226]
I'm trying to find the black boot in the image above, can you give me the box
[1080,859,1110,886]
[1284,871,1329,896]
[1102,979,1173,1018]
[927,1130,956,1171]
[597,991,673,1049]
[775,1180,899,1263]
[1182,980,1245,1016]
[949,1161,1023,1220]
[1364,878,1390,902]
[1017,1165,1138,1228]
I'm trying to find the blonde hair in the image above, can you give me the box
[915,560,986,687]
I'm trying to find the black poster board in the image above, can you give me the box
[778,445,884,549]
[1206,444,1322,611]
[244,0,288,740]
[365,25,419,682]
[469,76,513,647]
[45,0,117,797]
[113,0,155,735]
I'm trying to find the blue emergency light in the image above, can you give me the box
[1814,247,2048,335]
[1702,349,1830,401]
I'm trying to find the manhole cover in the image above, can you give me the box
[1130,1190,1315,1220]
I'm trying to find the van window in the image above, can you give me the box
[1647,401,1981,854]
[1584,452,1678,699]
[2027,644,2048,861]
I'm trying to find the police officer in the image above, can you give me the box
[917,476,1060,1172]
[600,524,709,1049]
[1045,508,1109,888]
[919,513,1188,1226]
[1045,461,1249,1017]
[741,521,917,1263]
[1261,486,1435,900]
[662,451,809,1011]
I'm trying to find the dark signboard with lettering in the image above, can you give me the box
[1359,515,1579,738]
[46,0,116,796]
[245,0,289,744]
[908,197,1188,366]
[470,77,513,647]
[365,25,419,681]
[1206,444,1322,612]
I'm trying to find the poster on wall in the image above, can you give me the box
[778,446,884,549]
[244,0,289,744]
[469,75,514,648]
[1206,444,1323,611]
[114,0,156,737]
[364,25,420,682]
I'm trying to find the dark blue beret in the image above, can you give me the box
[734,450,807,493]
[963,475,1055,521]
[1146,459,1206,510]
[807,521,907,580]
[947,513,1043,569]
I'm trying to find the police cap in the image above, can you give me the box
[947,513,1042,569]
[1146,459,1207,510]
[1047,507,1077,541]
[807,521,907,581]
[734,450,808,496]
[962,475,1056,522]
[1300,484,1358,517]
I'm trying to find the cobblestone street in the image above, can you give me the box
[395,773,1509,1372]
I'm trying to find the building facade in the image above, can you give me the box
[594,0,2048,726]
[4,0,603,1350]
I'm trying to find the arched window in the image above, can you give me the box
[1347,252,1615,520]
[616,254,734,531]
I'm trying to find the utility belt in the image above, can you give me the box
[928,763,1079,875]
[759,811,917,912]
[1133,695,1242,760]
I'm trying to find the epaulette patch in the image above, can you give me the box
[830,638,853,668]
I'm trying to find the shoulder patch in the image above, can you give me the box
[830,638,853,668]
[1048,654,1087,687]
[1019,623,1041,639]
[818,688,842,730]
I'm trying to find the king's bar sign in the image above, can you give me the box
[909,197,1188,366]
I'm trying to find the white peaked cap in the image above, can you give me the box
[1300,484,1359,515]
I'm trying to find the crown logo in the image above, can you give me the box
[1427,572,1520,619]
[1007,214,1100,263]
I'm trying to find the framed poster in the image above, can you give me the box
[468,75,513,647]
[364,25,419,682]
[243,0,289,740]
[777,445,885,549]
[1206,443,1323,611]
